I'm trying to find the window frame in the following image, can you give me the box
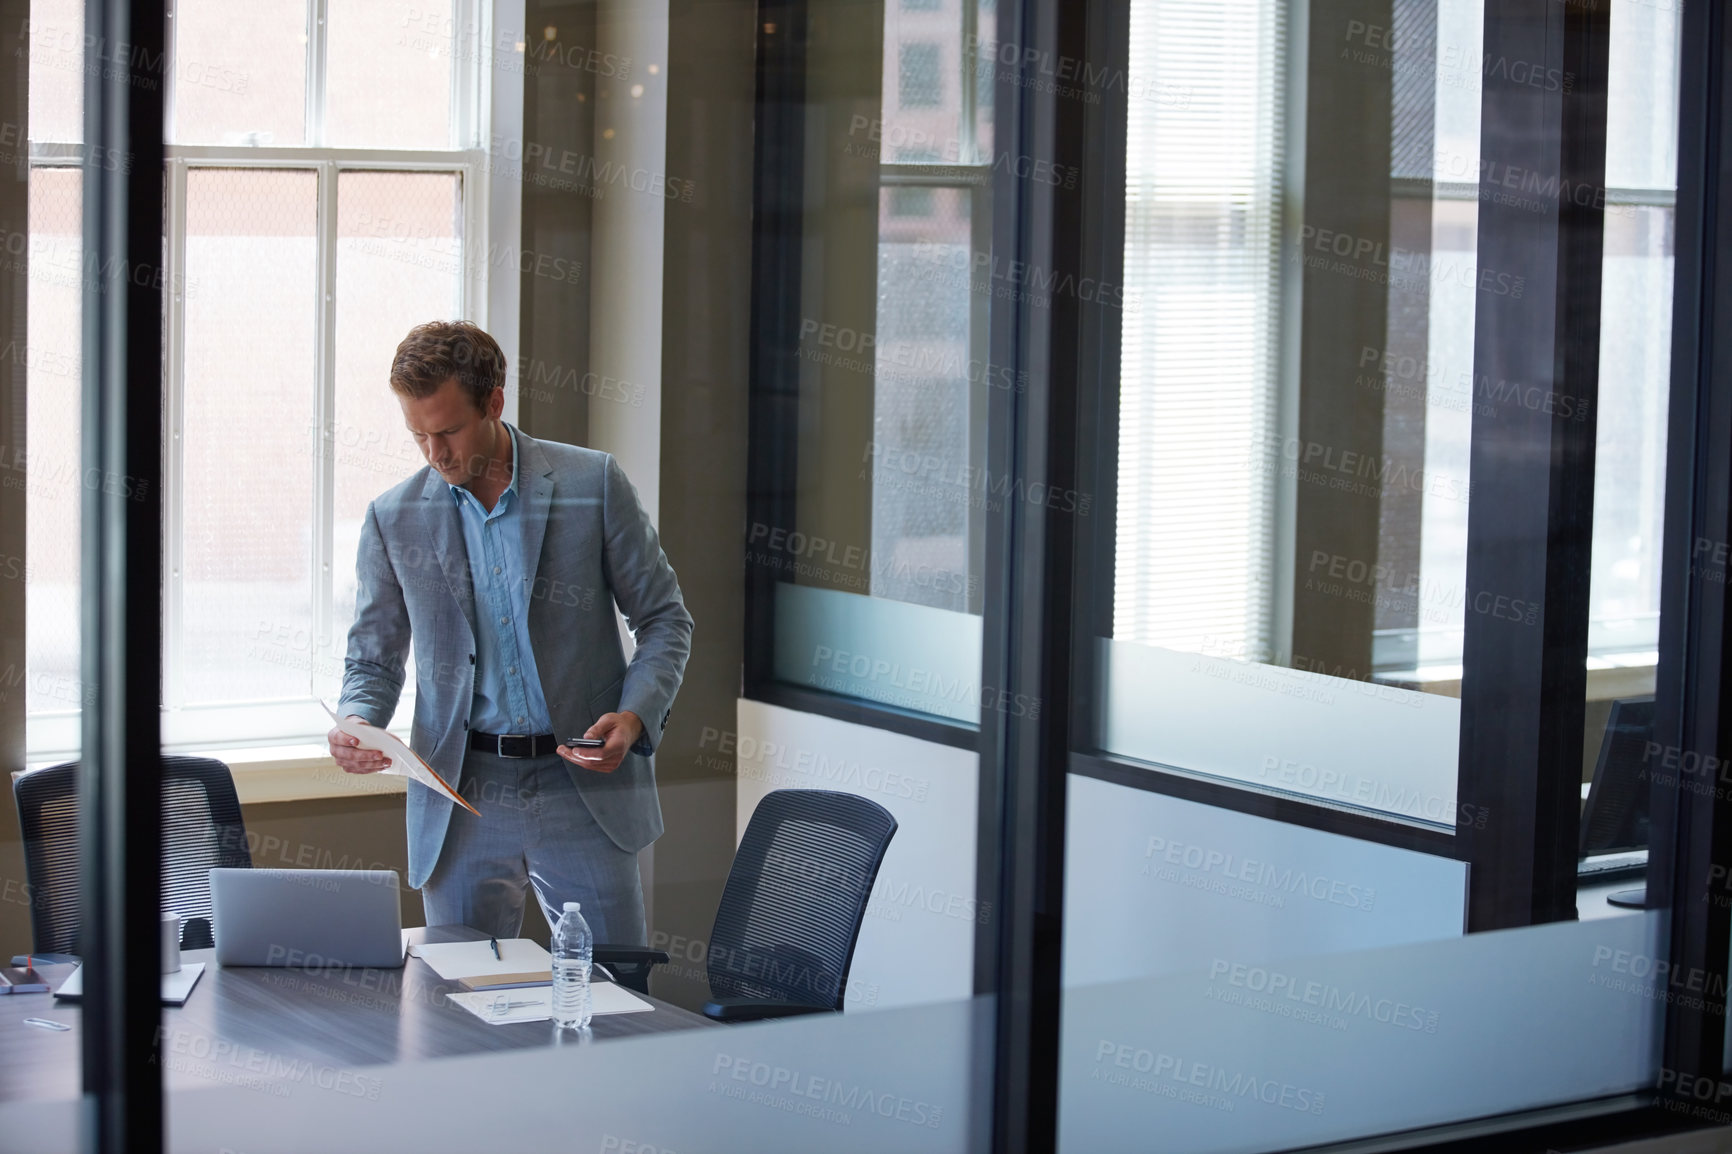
[1062,0,1459,859]
[1371,182,1679,687]
[1062,0,1687,869]
[741,0,993,751]
[22,0,497,760]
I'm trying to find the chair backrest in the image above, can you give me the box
[12,756,253,955]
[707,789,897,1012]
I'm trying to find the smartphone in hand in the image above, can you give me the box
[563,737,605,749]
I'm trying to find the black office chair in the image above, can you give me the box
[596,788,898,1021]
[11,756,253,964]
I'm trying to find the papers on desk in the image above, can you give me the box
[322,701,480,816]
[445,981,654,1025]
[410,937,552,981]
[55,962,205,1005]
[0,964,50,994]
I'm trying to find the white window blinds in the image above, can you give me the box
[1114,0,1286,662]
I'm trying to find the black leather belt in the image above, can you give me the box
[469,731,559,758]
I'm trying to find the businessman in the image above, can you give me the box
[329,320,692,946]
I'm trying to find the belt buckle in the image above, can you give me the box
[498,733,532,758]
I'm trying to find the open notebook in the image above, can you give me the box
[409,937,552,985]
[56,963,205,1006]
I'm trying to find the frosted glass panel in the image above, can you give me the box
[0,993,983,1151]
[1060,908,1662,1152]
[774,584,983,723]
[180,169,318,704]
[1100,639,1460,826]
[1063,776,1467,990]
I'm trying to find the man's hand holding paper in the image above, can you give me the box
[328,712,391,774]
[323,702,480,816]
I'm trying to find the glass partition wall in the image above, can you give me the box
[11,0,1009,1150]
[16,0,1732,1151]
[1052,0,1726,1150]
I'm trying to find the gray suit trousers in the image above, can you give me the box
[420,747,647,947]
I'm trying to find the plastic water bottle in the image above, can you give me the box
[551,900,593,1029]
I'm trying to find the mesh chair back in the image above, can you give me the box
[13,756,253,955]
[707,789,897,1011]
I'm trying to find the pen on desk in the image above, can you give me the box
[490,937,501,960]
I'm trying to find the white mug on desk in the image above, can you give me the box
[161,911,182,974]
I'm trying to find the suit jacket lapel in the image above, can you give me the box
[518,429,555,587]
[420,469,478,646]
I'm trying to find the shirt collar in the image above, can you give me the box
[448,423,520,511]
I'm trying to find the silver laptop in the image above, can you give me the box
[210,868,405,968]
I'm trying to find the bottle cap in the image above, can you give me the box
[564,901,581,913]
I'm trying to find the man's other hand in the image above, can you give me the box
[329,715,390,774]
[558,711,644,773]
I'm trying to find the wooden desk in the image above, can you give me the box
[0,924,714,1104]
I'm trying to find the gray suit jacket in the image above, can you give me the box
[338,427,693,890]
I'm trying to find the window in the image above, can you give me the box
[1585,0,1679,668]
[1097,0,1467,823]
[23,0,490,757]
[747,0,991,728]
[887,186,936,216]
[1107,0,1644,692]
[1384,0,1679,682]
[1113,0,1286,661]
[898,44,944,109]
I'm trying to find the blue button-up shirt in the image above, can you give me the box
[450,425,554,735]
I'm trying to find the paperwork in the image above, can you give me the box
[409,937,551,981]
[323,702,479,816]
[56,962,205,1006]
[446,982,654,1025]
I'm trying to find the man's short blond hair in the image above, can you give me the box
[389,320,507,412]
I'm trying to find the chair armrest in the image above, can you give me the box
[703,998,834,1022]
[592,946,670,995]
[592,946,671,967]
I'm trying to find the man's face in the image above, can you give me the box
[399,376,505,485]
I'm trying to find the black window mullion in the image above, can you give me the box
[1457,0,1610,932]
[976,0,1093,1149]
[1655,0,1732,1092]
[79,0,166,1150]
[1066,0,1127,748]
[743,0,808,694]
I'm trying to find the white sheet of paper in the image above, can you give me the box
[322,702,478,815]
[56,962,205,1006]
[410,938,552,981]
[445,981,654,1025]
